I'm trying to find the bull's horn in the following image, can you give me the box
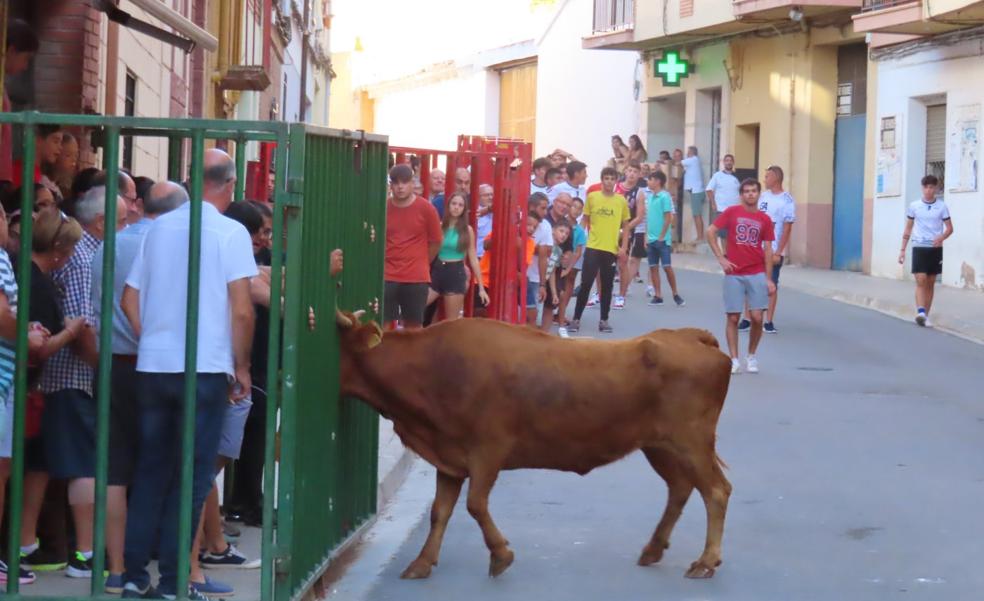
[335,309,353,328]
[353,310,366,320]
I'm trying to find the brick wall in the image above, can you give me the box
[33,2,102,166]
[33,3,101,114]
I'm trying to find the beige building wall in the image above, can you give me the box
[328,52,362,130]
[643,31,847,267]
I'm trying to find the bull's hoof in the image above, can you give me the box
[684,560,717,579]
[488,549,515,578]
[400,559,433,579]
[637,544,665,566]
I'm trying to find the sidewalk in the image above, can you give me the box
[673,251,984,345]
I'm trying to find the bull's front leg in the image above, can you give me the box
[402,471,465,579]
[465,466,514,578]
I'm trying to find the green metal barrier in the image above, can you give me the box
[275,125,387,601]
[0,113,386,601]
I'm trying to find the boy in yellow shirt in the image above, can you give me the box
[568,167,630,334]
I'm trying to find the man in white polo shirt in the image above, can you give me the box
[706,154,741,226]
[681,145,706,241]
[120,149,257,599]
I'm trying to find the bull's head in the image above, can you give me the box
[335,309,384,351]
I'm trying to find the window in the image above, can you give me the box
[926,103,946,193]
[123,71,136,172]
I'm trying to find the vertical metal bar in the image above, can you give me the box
[5,122,35,595]
[168,135,184,181]
[91,127,121,594]
[176,130,206,599]
[261,127,288,601]
[235,135,247,202]
[275,124,307,601]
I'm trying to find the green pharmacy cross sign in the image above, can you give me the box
[655,51,692,87]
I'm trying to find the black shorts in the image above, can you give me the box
[384,281,430,325]
[430,260,468,296]
[42,388,96,479]
[772,255,785,285]
[630,232,648,259]
[911,246,943,275]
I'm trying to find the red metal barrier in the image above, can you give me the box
[245,141,275,202]
[391,140,531,324]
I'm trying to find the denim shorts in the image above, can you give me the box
[526,280,540,309]
[646,241,672,267]
[723,273,769,314]
[0,389,11,459]
[218,397,253,460]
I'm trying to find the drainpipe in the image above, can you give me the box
[0,2,7,104]
[299,0,310,122]
[105,20,120,115]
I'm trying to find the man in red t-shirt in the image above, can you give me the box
[384,164,443,329]
[706,178,775,375]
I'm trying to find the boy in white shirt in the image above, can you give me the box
[899,174,953,327]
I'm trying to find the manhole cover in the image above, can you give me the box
[797,366,834,372]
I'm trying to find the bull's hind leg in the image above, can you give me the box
[465,466,514,578]
[401,471,465,579]
[684,447,731,579]
[638,447,694,567]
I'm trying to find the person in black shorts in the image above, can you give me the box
[898,175,952,327]
[384,164,443,329]
[614,160,646,309]
[425,191,488,322]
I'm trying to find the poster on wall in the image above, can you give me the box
[876,115,902,197]
[949,104,979,193]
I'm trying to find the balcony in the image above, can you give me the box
[853,0,984,35]
[733,0,863,20]
[585,0,751,50]
[584,0,635,49]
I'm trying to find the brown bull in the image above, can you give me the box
[334,310,732,580]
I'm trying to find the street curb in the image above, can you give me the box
[377,445,416,511]
[673,254,984,346]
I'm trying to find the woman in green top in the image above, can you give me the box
[427,191,489,321]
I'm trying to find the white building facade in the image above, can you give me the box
[869,35,984,290]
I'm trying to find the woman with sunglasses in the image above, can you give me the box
[14,208,88,575]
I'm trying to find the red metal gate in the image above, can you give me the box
[391,138,531,324]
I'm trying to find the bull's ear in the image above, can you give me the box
[367,322,384,348]
[336,309,354,329]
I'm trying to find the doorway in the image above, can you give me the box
[831,43,868,271]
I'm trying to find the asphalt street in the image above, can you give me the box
[332,267,984,601]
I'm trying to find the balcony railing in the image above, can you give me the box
[862,0,916,11]
[593,0,634,33]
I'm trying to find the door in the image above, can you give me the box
[498,61,537,144]
[832,114,866,271]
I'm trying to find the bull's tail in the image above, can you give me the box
[715,452,729,472]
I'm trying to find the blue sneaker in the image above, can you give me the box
[122,582,161,599]
[105,573,124,594]
[191,576,234,598]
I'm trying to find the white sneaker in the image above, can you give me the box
[746,355,759,374]
[646,285,655,297]
[731,358,741,374]
[923,318,934,328]
[613,296,626,310]
[558,327,569,338]
[586,293,600,308]
[915,311,926,327]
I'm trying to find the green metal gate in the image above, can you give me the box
[0,112,387,601]
[275,125,388,601]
